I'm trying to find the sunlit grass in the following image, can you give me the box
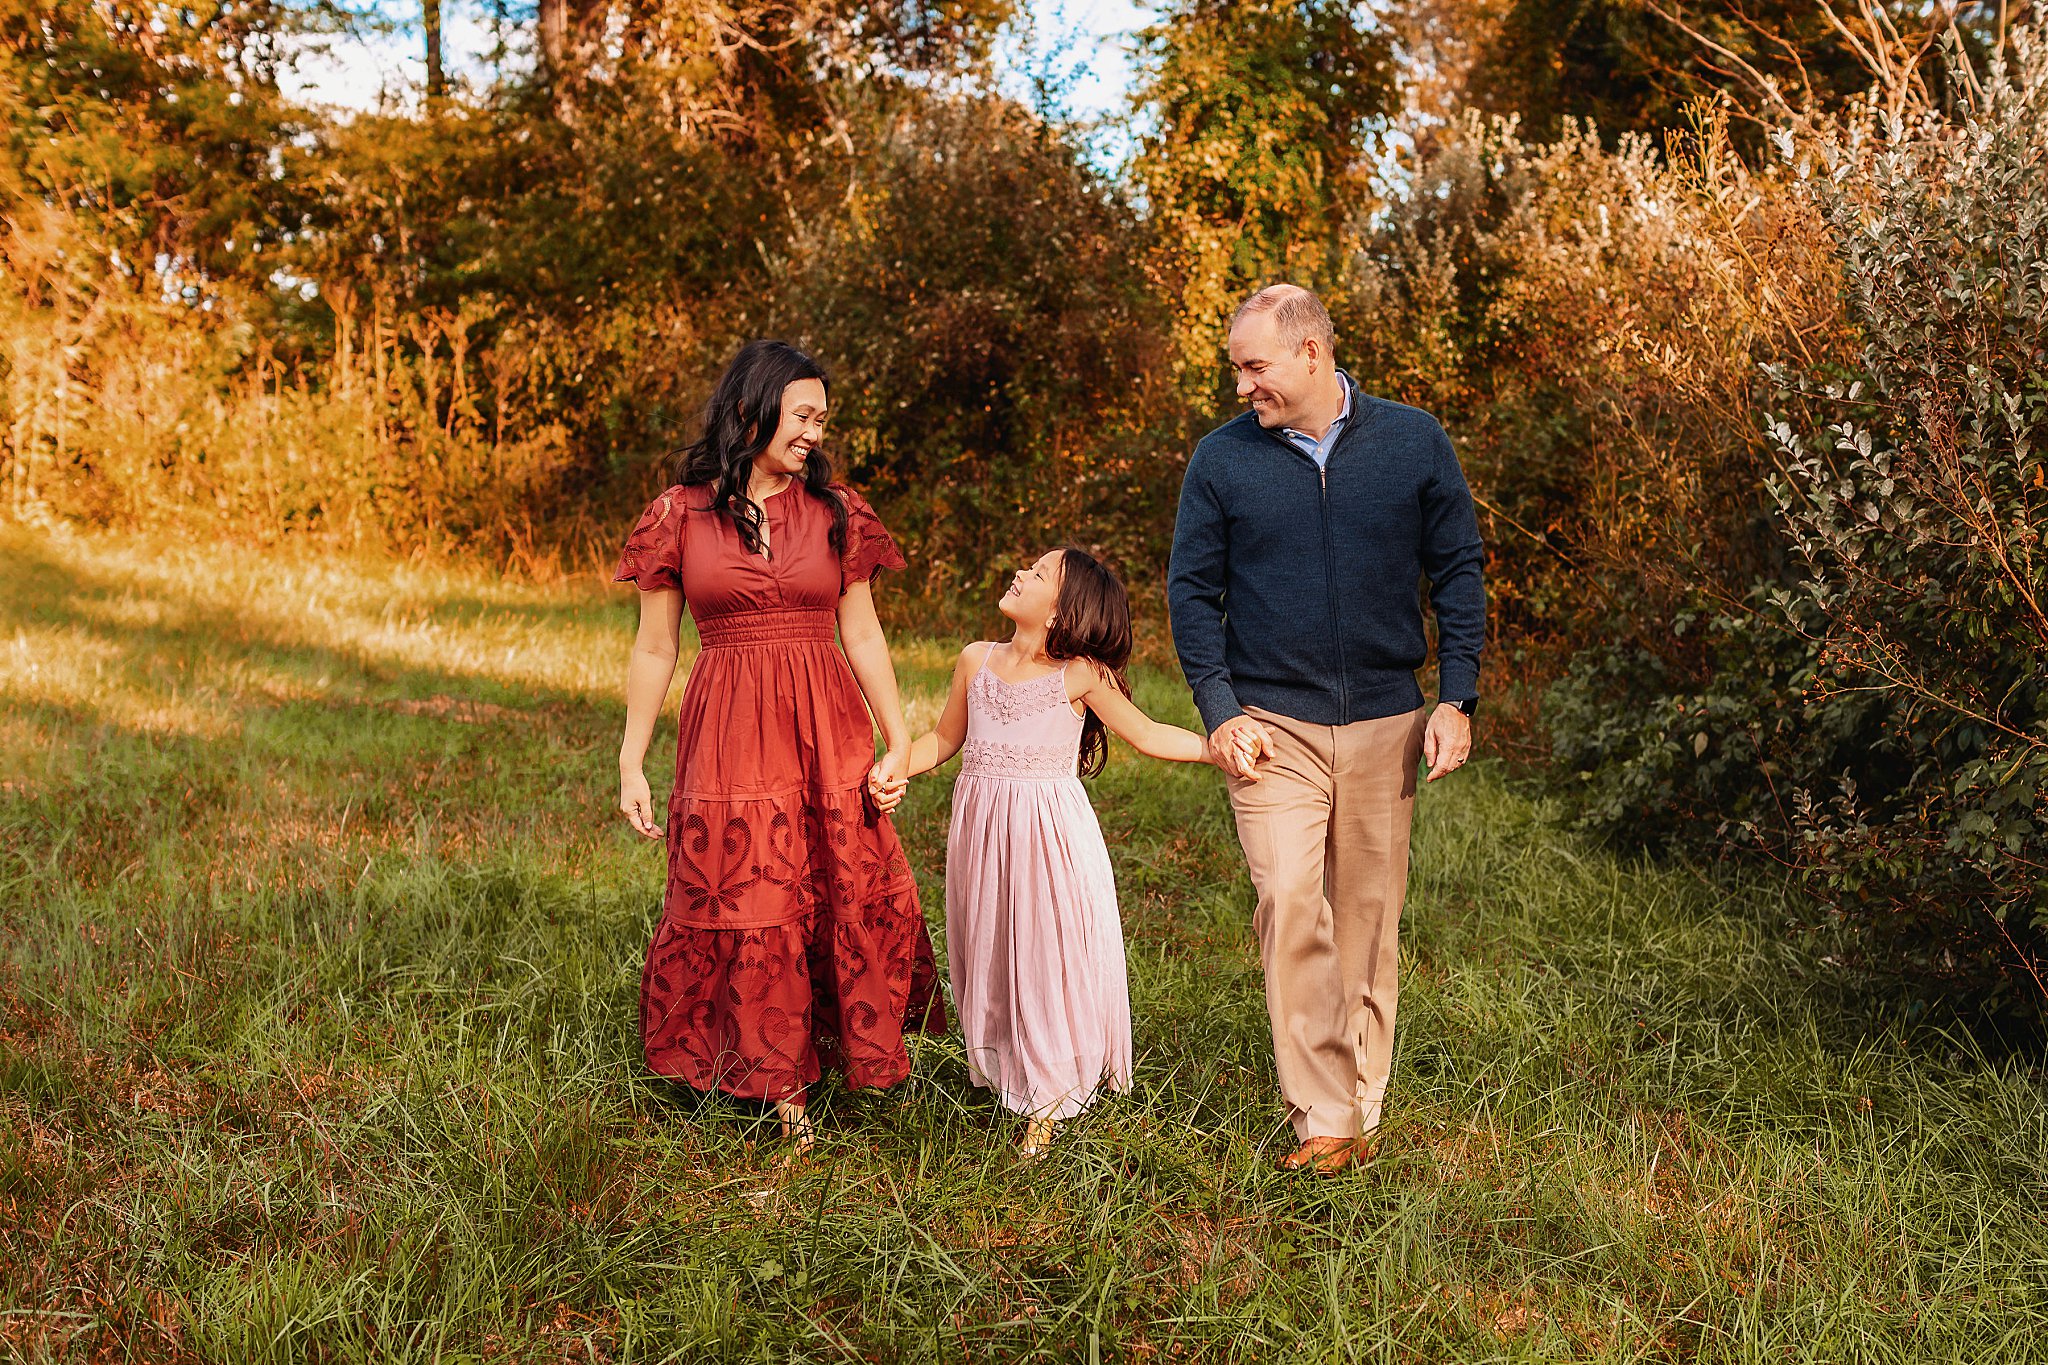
[2,525,2043,1362]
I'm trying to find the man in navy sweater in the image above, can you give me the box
[1169,285,1484,1174]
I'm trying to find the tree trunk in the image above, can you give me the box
[424,0,447,99]
[537,0,567,76]
[536,0,606,118]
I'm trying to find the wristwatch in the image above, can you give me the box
[1446,697,1478,718]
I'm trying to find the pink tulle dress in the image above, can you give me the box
[945,648,1133,1121]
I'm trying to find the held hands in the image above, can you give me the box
[867,748,910,816]
[1208,715,1274,781]
[619,768,663,840]
[839,707,1460,817]
[1423,703,1473,782]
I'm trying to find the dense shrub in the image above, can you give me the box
[1132,0,1392,390]
[1761,41,2048,1019]
[756,91,1184,618]
[1550,33,2048,1025]
[1326,99,1856,766]
[0,0,1040,566]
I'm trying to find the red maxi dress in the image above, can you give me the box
[614,481,943,1099]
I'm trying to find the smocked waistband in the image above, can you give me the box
[956,736,1079,781]
[697,608,837,648]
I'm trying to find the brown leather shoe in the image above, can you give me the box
[1278,1135,1359,1174]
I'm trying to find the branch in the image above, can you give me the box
[1644,0,1799,116]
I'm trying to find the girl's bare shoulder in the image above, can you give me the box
[1060,656,1114,694]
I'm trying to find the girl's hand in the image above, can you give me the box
[868,749,910,816]
[620,768,663,839]
[1231,729,1265,780]
[1205,718,1267,780]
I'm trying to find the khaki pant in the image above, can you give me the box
[1228,705,1428,1140]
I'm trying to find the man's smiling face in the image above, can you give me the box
[1228,309,1317,431]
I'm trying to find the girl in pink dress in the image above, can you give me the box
[875,548,1248,1154]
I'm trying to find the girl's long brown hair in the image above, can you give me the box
[1043,546,1134,779]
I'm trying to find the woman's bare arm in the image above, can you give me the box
[619,587,685,838]
[837,580,911,763]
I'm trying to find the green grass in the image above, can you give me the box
[2,523,2043,1363]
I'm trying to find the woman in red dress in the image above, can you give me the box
[613,340,941,1145]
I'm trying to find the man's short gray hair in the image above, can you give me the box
[1231,284,1337,358]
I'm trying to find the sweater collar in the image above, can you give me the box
[1255,372,1367,457]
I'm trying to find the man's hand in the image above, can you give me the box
[1208,715,1275,780]
[1423,703,1473,782]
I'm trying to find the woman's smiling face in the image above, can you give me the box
[999,550,1064,628]
[754,377,829,479]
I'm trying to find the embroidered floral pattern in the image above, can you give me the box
[665,788,904,928]
[839,492,907,591]
[969,667,1070,725]
[613,488,687,591]
[959,736,1079,779]
[641,883,943,1100]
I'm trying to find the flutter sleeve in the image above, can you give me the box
[837,485,907,593]
[613,487,687,592]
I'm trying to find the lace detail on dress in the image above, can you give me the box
[615,486,688,591]
[969,666,1070,725]
[837,485,906,591]
[959,736,1078,779]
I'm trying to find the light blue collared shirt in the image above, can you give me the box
[1280,381,1353,468]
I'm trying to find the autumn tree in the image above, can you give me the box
[1131,0,1393,393]
[426,0,447,99]
[1460,0,2003,142]
[533,0,1012,124]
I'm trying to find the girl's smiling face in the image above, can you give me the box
[999,550,1064,628]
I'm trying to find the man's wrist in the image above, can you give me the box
[1438,697,1478,719]
[1191,678,1243,736]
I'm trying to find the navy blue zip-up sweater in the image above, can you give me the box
[1167,380,1485,733]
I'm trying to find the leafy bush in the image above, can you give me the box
[1550,30,2048,1026]
[760,91,1183,618]
[1132,0,1392,389]
[1760,37,2048,1020]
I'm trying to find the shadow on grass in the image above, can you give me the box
[0,532,651,870]
[2,531,636,716]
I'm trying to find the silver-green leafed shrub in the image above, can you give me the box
[1551,25,2048,1028]
[1763,32,2048,1023]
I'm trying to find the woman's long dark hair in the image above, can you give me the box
[672,339,847,555]
[1043,547,1134,780]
